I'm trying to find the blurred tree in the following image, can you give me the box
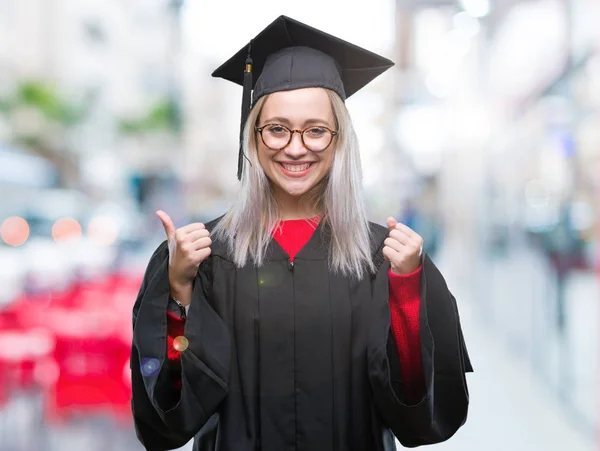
[16,82,85,125]
[0,98,9,114]
[118,96,181,135]
[0,80,90,187]
[117,95,182,212]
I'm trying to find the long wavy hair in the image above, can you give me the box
[212,88,375,279]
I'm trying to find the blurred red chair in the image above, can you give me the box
[0,297,56,391]
[42,304,134,425]
[0,269,143,426]
[0,327,56,391]
[0,360,8,408]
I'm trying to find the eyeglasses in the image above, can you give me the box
[255,123,338,152]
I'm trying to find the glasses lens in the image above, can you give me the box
[262,125,291,150]
[303,127,333,152]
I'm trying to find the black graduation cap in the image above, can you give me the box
[211,15,395,180]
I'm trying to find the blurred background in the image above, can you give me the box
[0,0,599,450]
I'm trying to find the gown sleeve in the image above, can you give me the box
[387,266,426,404]
[130,240,231,450]
[166,311,185,391]
[368,250,473,448]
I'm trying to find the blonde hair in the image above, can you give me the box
[212,89,375,279]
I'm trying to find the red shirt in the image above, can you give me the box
[167,218,425,403]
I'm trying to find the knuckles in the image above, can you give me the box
[174,228,211,247]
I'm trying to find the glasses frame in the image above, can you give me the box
[254,123,338,153]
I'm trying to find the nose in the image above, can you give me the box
[283,131,308,158]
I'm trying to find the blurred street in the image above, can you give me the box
[428,312,594,451]
[419,240,596,451]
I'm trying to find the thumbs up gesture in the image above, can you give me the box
[156,210,212,294]
[383,216,423,275]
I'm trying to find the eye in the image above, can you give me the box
[305,127,328,138]
[265,125,288,135]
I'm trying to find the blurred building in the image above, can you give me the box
[0,0,184,203]
[390,0,600,442]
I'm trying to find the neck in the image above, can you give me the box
[273,188,321,221]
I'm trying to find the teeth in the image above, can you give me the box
[282,163,311,172]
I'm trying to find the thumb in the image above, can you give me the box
[156,210,176,240]
[386,216,398,231]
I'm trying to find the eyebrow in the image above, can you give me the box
[261,116,334,128]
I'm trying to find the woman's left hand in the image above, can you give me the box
[383,216,424,275]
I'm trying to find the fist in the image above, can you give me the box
[156,210,212,290]
[383,216,423,275]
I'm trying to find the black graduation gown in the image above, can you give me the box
[130,218,473,451]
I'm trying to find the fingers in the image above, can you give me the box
[393,222,418,238]
[389,229,411,245]
[386,216,397,230]
[386,217,419,237]
[178,222,206,235]
[390,229,423,251]
[195,247,211,262]
[186,228,211,243]
[175,228,211,253]
[156,210,175,240]
[189,236,212,252]
[384,237,404,253]
[182,241,212,264]
[382,245,397,262]
[181,246,211,268]
[177,227,209,242]
[161,216,212,288]
[387,218,423,245]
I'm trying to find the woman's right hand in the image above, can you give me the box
[156,210,212,303]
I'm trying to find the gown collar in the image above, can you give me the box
[267,218,330,261]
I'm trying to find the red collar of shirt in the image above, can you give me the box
[271,216,321,261]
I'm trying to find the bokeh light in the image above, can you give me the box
[173,336,189,352]
[52,217,82,243]
[33,358,60,388]
[140,358,161,377]
[0,216,30,246]
[87,215,119,246]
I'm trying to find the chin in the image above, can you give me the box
[280,181,313,197]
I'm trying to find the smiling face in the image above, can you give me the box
[255,87,336,199]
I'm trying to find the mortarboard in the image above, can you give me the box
[211,15,395,180]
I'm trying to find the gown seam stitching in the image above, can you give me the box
[292,257,298,451]
[329,273,336,451]
[255,264,262,450]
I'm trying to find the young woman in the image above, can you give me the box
[130,15,472,451]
